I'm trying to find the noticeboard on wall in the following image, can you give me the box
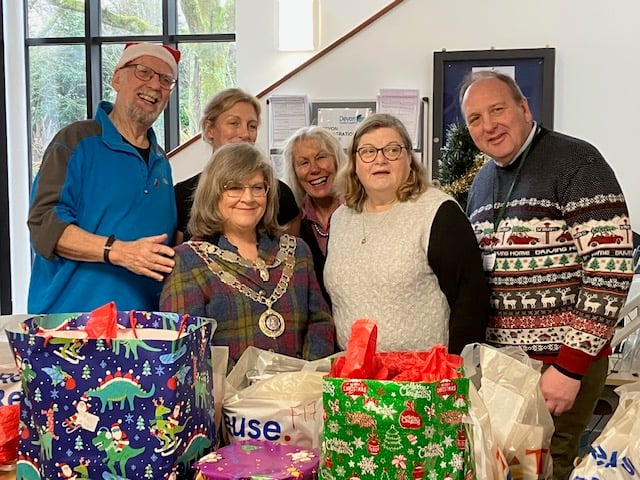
[269,95,428,169]
[311,101,376,150]
[432,48,555,175]
[311,95,427,160]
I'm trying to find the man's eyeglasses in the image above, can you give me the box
[124,64,176,90]
[223,182,270,198]
[356,143,407,163]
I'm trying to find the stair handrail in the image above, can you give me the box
[169,0,405,157]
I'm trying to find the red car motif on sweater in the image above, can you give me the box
[587,232,623,247]
[506,232,540,245]
[479,235,499,247]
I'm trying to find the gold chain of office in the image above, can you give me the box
[199,234,293,281]
[188,234,297,338]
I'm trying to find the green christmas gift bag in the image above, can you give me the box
[320,319,475,480]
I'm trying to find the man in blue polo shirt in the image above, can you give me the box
[27,42,181,313]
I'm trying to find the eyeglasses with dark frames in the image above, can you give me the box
[124,64,176,90]
[356,143,408,163]
[223,182,270,198]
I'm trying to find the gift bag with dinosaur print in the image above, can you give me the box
[5,302,217,480]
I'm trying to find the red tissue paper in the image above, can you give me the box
[329,318,463,382]
[84,301,119,341]
[0,404,19,466]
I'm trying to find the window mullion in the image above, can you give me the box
[87,2,102,118]
[164,0,179,150]
[0,0,12,313]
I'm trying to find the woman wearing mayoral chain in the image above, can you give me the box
[161,143,335,364]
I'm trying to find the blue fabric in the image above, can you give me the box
[28,101,177,313]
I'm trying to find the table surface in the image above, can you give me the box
[0,280,637,480]
[606,370,639,386]
[0,469,15,480]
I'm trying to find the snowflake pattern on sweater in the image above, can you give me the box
[466,127,634,376]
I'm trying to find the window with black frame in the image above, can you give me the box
[25,0,237,177]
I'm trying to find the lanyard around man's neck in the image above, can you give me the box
[492,125,539,233]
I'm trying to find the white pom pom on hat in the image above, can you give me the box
[114,42,181,78]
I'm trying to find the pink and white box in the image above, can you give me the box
[195,439,319,479]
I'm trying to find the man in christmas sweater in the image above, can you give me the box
[460,70,634,479]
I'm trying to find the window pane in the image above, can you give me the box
[178,0,236,34]
[100,0,162,36]
[177,42,237,142]
[101,43,126,100]
[29,45,87,175]
[27,0,85,38]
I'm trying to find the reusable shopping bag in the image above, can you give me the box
[570,380,640,479]
[223,346,330,448]
[6,302,217,480]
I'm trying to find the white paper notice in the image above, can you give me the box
[472,65,516,79]
[270,153,286,180]
[317,108,372,149]
[268,95,310,149]
[377,88,421,148]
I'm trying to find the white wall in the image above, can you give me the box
[4,2,30,314]
[173,0,640,233]
[171,0,391,182]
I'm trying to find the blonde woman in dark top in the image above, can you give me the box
[174,88,300,241]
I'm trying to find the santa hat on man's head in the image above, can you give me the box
[114,42,181,78]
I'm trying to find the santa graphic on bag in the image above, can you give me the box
[108,420,130,452]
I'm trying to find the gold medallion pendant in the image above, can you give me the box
[189,235,297,341]
[259,309,285,338]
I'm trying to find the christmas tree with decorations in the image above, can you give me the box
[438,121,488,211]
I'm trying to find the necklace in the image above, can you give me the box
[206,236,291,282]
[189,235,297,338]
[361,204,395,245]
[312,222,329,238]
